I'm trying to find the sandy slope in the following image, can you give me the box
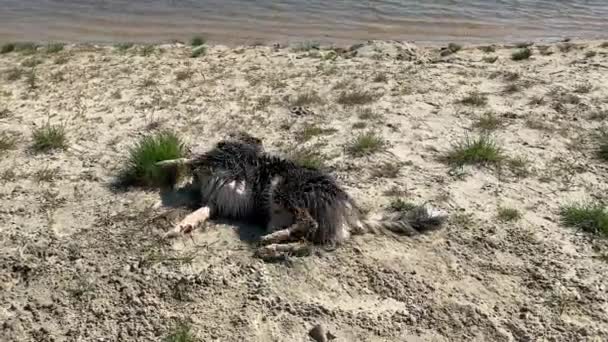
[1,40,608,341]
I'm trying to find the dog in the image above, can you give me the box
[156,132,448,260]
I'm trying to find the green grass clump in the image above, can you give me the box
[445,135,504,167]
[511,48,532,61]
[560,202,608,236]
[46,43,65,53]
[121,131,186,188]
[288,147,327,170]
[336,89,378,106]
[164,323,196,342]
[13,42,38,54]
[345,131,386,157]
[497,207,522,222]
[458,91,488,106]
[1,43,15,54]
[0,131,18,155]
[31,123,68,153]
[114,42,134,51]
[388,198,417,212]
[296,124,337,142]
[190,36,205,47]
[597,130,608,161]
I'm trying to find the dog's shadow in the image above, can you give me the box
[158,183,266,244]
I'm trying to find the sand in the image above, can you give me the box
[1,39,607,341]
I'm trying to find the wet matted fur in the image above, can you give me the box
[157,132,448,260]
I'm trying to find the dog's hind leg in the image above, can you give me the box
[259,208,318,245]
[163,206,210,239]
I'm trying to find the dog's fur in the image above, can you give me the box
[157,132,447,259]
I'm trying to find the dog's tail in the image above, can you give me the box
[362,204,448,236]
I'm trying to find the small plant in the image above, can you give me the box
[585,50,597,58]
[445,135,503,167]
[114,42,134,51]
[291,41,320,52]
[473,112,503,131]
[336,89,378,106]
[388,198,417,212]
[573,83,593,94]
[290,91,323,107]
[506,156,531,178]
[478,45,496,53]
[31,123,68,153]
[296,124,337,142]
[558,42,575,53]
[0,131,18,154]
[21,57,42,68]
[54,56,69,65]
[164,322,196,342]
[191,45,207,58]
[119,130,186,188]
[140,45,155,57]
[25,70,37,90]
[538,45,553,56]
[370,162,400,178]
[140,78,157,88]
[34,167,59,182]
[1,43,15,54]
[440,43,462,56]
[528,95,545,106]
[190,36,205,47]
[560,202,608,236]
[503,83,521,94]
[288,147,327,170]
[511,48,532,61]
[46,43,64,53]
[482,56,498,63]
[597,129,608,161]
[345,131,386,157]
[14,42,38,54]
[175,70,192,81]
[458,91,487,106]
[372,73,388,83]
[357,107,380,120]
[6,68,23,81]
[352,122,366,129]
[497,207,522,222]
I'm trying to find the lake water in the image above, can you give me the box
[1,1,607,45]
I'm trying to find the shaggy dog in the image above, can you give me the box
[157,132,447,259]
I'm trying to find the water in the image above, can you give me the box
[1,1,607,45]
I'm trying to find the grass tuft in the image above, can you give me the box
[296,124,337,142]
[288,147,327,170]
[478,45,496,53]
[31,123,68,153]
[14,42,38,55]
[119,130,186,188]
[345,131,386,157]
[164,322,196,342]
[573,83,593,94]
[445,135,504,167]
[497,207,522,222]
[336,89,378,106]
[190,45,207,58]
[290,91,323,107]
[46,43,65,53]
[0,131,18,154]
[190,36,206,47]
[511,48,532,61]
[1,43,15,54]
[560,202,608,237]
[388,198,417,212]
[114,42,134,52]
[6,67,23,81]
[458,91,488,106]
[482,56,498,63]
[473,112,503,131]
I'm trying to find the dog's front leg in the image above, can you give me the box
[163,206,211,239]
[259,208,318,245]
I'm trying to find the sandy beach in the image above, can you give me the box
[1,39,608,341]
